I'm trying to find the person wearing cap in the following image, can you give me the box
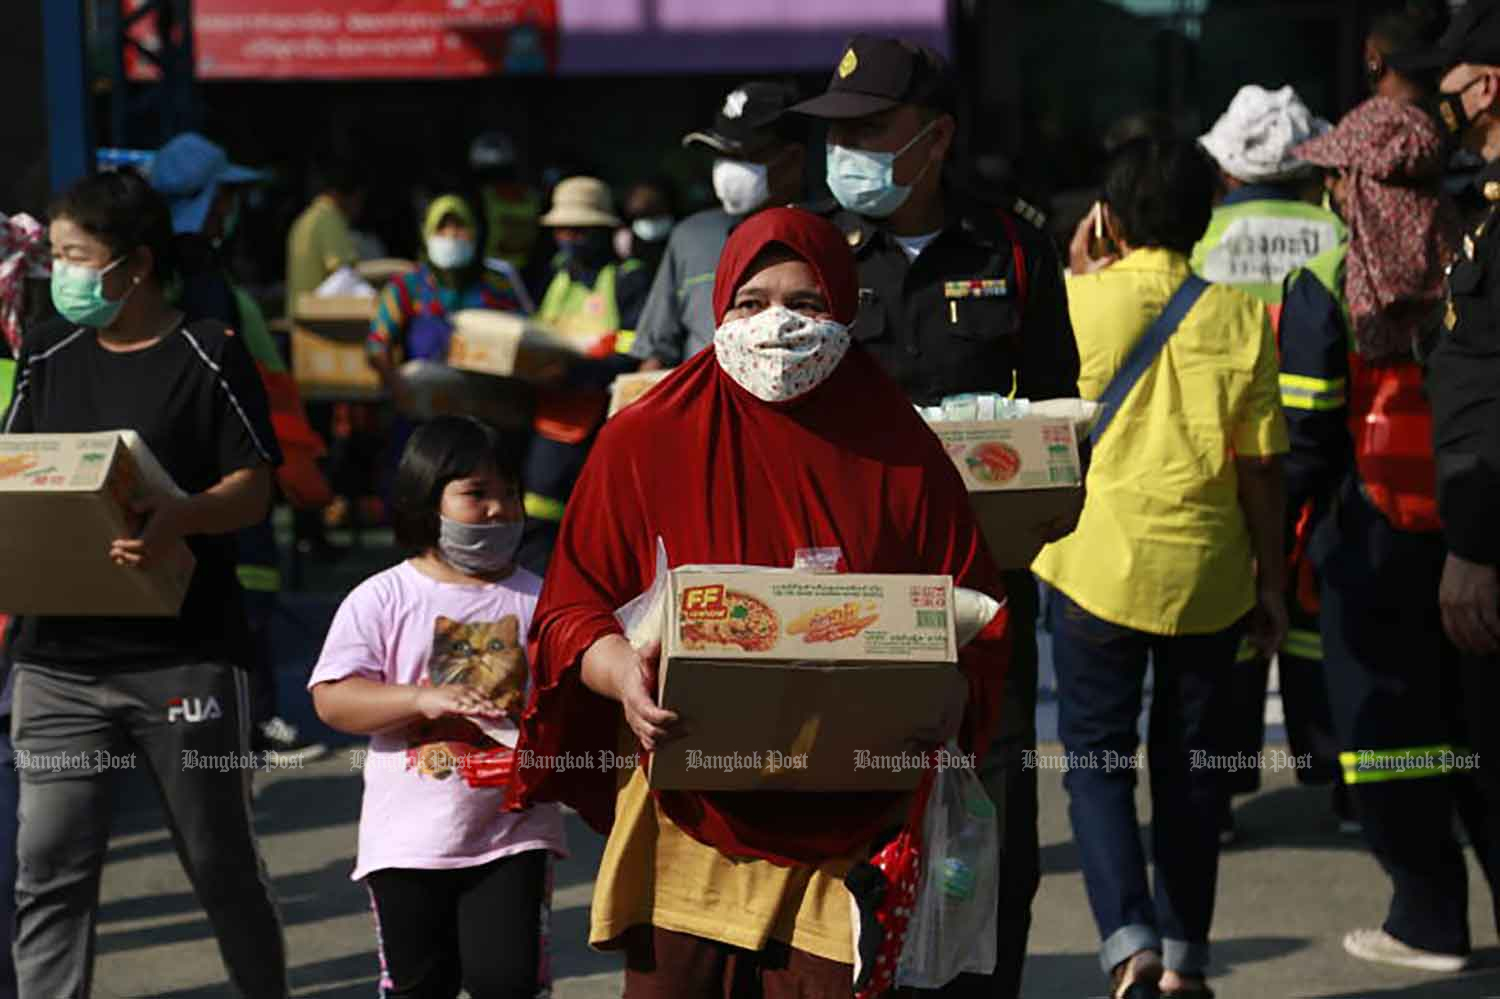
[470,130,543,278]
[629,81,806,369]
[150,132,333,769]
[1320,0,1500,973]
[522,177,649,572]
[1192,84,1349,846]
[792,34,1079,999]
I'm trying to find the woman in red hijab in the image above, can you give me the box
[509,207,1010,995]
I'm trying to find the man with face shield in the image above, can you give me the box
[627,80,806,370]
[793,34,1080,999]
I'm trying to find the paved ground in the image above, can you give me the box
[85,533,1500,998]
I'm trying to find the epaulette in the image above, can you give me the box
[1012,197,1047,231]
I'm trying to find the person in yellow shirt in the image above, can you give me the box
[285,157,368,308]
[1032,137,1288,999]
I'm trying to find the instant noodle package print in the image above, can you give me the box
[0,452,40,480]
[962,441,1022,485]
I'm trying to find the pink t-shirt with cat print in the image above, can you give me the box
[310,560,566,880]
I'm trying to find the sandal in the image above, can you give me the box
[1112,952,1164,999]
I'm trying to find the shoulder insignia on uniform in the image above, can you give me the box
[1012,197,1047,230]
[1485,181,1500,203]
[846,228,862,247]
[839,48,858,79]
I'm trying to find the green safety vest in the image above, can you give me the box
[1190,199,1346,305]
[538,260,641,340]
[0,358,14,419]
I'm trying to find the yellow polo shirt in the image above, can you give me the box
[1033,248,1288,635]
[285,194,359,309]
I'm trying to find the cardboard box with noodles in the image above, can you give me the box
[648,569,963,792]
[0,432,195,616]
[927,415,1085,570]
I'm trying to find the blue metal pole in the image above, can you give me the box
[41,0,93,193]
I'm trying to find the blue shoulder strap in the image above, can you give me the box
[1089,275,1208,445]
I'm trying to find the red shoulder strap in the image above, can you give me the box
[996,210,1029,321]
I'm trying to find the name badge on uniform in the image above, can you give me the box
[943,279,1009,300]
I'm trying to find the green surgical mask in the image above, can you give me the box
[50,257,135,328]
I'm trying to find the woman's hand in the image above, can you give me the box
[413,685,505,721]
[1068,209,1119,275]
[581,635,681,751]
[110,493,192,569]
[1246,585,1289,659]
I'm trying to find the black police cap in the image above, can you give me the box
[1389,0,1500,75]
[790,34,958,120]
[682,80,803,157]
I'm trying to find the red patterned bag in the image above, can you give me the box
[847,758,935,998]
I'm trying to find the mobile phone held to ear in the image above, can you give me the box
[1087,202,1117,261]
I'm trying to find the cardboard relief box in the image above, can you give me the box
[647,569,963,793]
[447,310,607,383]
[927,415,1086,570]
[0,433,195,616]
[607,369,671,418]
[291,293,382,396]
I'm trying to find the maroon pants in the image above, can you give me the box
[621,925,854,999]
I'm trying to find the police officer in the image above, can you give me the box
[1322,0,1500,972]
[792,35,1080,999]
[630,81,806,370]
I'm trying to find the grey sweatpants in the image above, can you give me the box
[10,662,287,998]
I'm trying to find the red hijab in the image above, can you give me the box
[711,207,859,325]
[508,207,1011,867]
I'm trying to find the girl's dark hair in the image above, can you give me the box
[392,416,524,551]
[1102,137,1216,255]
[47,169,177,286]
[1371,0,1449,56]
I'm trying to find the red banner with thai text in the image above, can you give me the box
[125,0,558,80]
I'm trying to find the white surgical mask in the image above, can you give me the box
[632,214,674,243]
[713,305,851,403]
[426,234,476,270]
[826,118,940,219]
[713,158,771,216]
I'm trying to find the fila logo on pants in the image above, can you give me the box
[167,697,223,724]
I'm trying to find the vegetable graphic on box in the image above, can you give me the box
[964,441,1022,484]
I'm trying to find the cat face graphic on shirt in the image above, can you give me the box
[428,615,528,716]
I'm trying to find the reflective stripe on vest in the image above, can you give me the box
[1279,627,1322,662]
[1339,744,1461,785]
[237,564,282,593]
[1190,200,1346,305]
[524,492,568,523]
[1280,372,1348,411]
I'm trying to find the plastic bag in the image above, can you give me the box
[616,537,671,650]
[897,744,1000,988]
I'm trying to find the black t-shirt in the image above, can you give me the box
[2,317,282,669]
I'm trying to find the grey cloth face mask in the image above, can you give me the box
[438,516,524,574]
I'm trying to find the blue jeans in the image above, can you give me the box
[1050,591,1240,978]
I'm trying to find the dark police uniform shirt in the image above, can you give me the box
[814,193,1079,407]
[1427,161,1500,568]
